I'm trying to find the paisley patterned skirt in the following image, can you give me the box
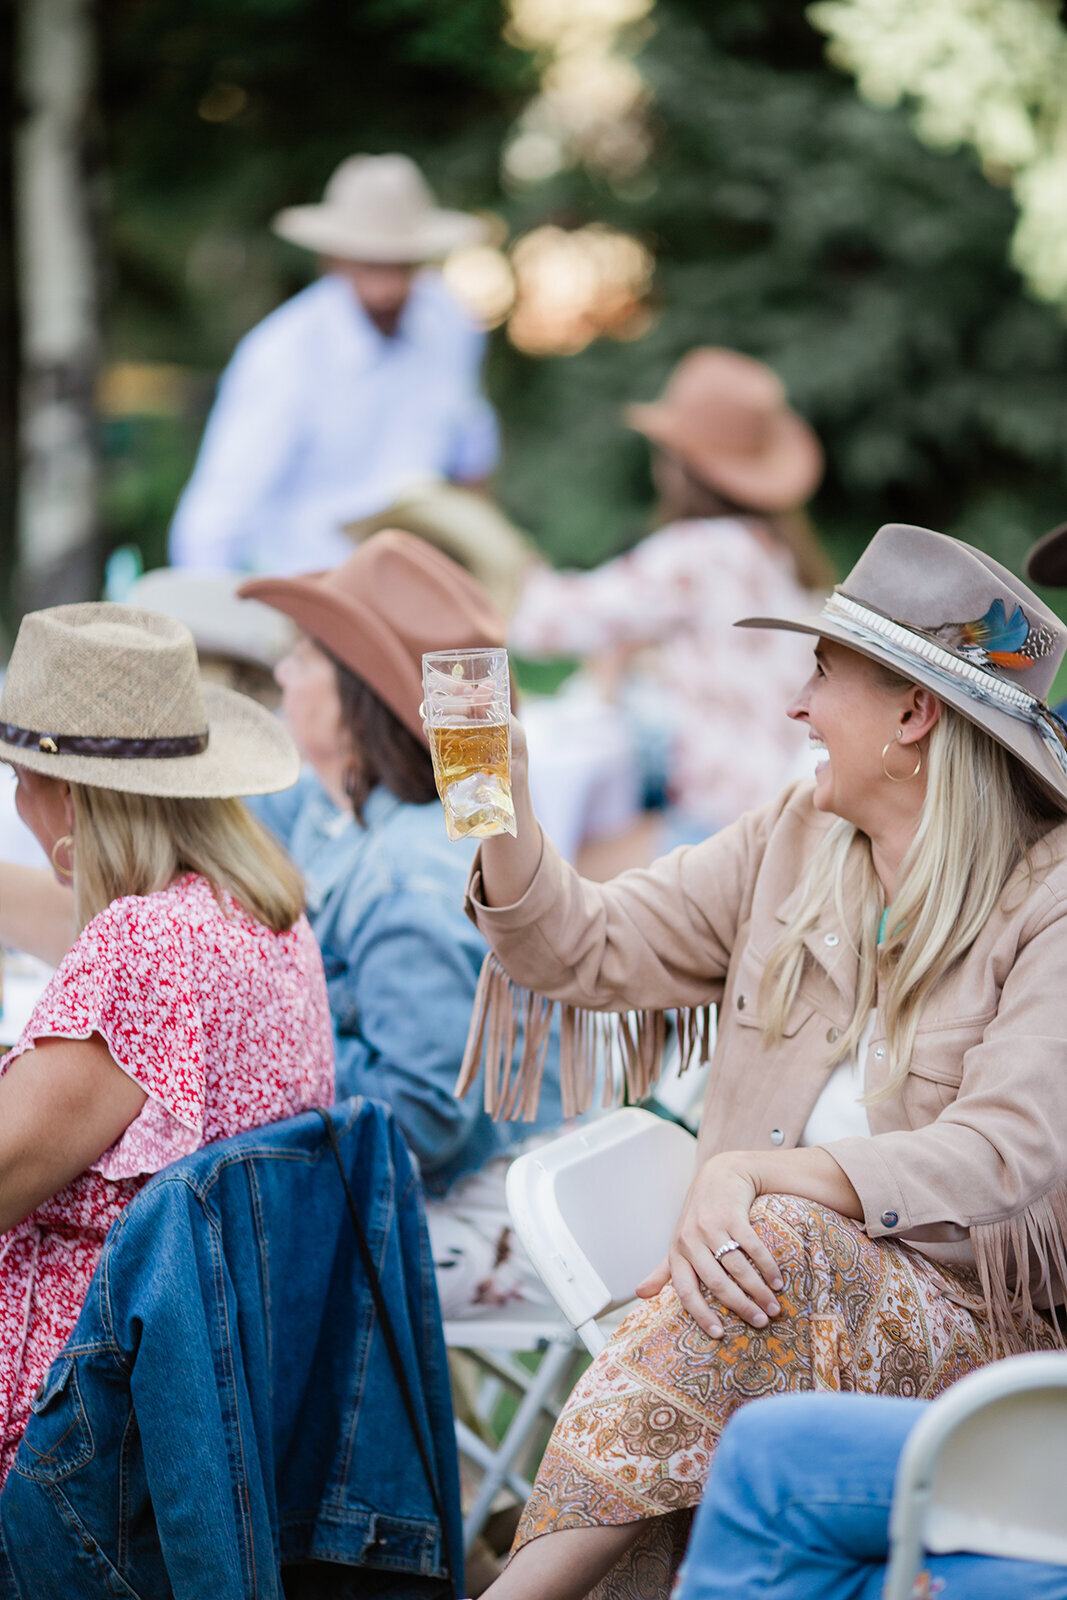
[513,1193,1059,1599]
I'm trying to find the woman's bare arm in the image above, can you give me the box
[0,865,76,966]
[0,1033,146,1230]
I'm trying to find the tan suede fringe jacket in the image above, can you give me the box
[457,781,1067,1352]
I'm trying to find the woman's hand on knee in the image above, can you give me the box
[637,1154,784,1339]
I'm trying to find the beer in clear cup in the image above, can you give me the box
[421,648,516,841]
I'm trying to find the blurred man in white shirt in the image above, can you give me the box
[169,154,498,575]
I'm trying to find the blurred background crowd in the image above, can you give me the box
[5,0,1067,662]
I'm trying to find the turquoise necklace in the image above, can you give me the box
[877,908,889,946]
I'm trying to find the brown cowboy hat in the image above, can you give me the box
[738,522,1067,806]
[1025,520,1067,587]
[239,529,506,739]
[624,347,824,514]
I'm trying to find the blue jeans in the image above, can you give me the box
[676,1394,1067,1600]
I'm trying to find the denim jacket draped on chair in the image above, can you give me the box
[0,1100,462,1600]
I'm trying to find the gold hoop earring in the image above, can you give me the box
[50,833,75,882]
[881,734,922,783]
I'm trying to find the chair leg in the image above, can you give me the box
[459,1332,578,1554]
[456,1419,536,1502]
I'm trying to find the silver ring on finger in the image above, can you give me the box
[713,1237,743,1262]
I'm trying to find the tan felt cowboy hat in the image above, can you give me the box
[625,347,824,514]
[126,569,296,672]
[272,154,487,264]
[738,522,1067,806]
[342,480,534,613]
[239,529,507,740]
[0,603,299,797]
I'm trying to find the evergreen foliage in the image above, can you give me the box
[98,0,1067,593]
[494,0,1067,581]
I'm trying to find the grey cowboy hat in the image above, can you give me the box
[272,154,486,264]
[738,522,1067,806]
[0,603,299,797]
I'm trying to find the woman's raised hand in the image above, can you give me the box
[636,1153,784,1339]
[471,714,545,907]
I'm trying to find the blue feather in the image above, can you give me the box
[962,598,1030,654]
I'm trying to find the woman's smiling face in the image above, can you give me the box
[786,639,915,826]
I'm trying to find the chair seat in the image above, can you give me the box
[443,1309,573,1351]
[505,1107,698,1352]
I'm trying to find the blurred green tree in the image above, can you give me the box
[97,0,1067,595]
[492,0,1067,585]
[96,0,534,566]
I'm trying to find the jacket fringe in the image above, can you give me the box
[455,952,715,1120]
[971,1187,1067,1355]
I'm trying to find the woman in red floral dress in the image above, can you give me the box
[0,601,334,1483]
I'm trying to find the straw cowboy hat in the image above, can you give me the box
[272,154,487,264]
[738,522,1067,805]
[0,603,299,797]
[342,480,534,613]
[625,348,824,514]
[240,529,506,739]
[126,569,296,672]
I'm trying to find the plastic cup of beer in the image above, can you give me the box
[421,647,517,842]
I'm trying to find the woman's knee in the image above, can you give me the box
[716,1393,921,1510]
[747,1190,830,1263]
[711,1395,829,1513]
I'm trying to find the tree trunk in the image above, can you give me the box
[15,0,103,619]
[0,3,18,641]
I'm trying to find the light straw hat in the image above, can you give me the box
[342,480,534,613]
[272,154,486,264]
[126,569,296,672]
[0,603,299,797]
[738,522,1067,806]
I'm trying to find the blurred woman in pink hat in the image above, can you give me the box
[511,348,832,859]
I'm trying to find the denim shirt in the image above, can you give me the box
[0,1101,462,1600]
[249,775,564,1196]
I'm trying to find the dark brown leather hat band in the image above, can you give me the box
[0,721,209,759]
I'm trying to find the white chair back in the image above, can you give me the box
[505,1108,698,1354]
[884,1351,1067,1597]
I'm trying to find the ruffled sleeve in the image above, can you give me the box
[3,892,206,1180]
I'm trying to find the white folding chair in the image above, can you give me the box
[505,1107,698,1355]
[444,1309,581,1554]
[884,1351,1067,1598]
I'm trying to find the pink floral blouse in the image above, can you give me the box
[0,871,334,1483]
[510,517,819,827]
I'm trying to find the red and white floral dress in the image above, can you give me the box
[0,871,334,1483]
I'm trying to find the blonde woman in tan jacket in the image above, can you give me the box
[460,523,1067,1600]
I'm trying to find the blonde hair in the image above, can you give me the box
[759,685,1064,1099]
[69,783,305,934]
